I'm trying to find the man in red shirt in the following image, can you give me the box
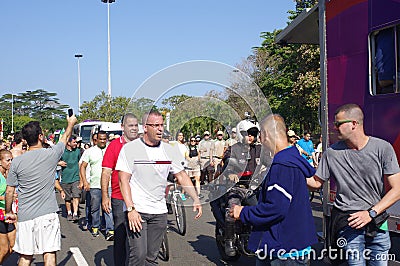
[101,113,139,265]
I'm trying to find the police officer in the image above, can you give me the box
[222,119,261,256]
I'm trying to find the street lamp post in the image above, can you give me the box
[11,93,14,134]
[74,54,83,114]
[101,0,115,98]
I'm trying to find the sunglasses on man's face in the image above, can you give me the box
[334,120,355,128]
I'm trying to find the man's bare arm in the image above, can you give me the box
[79,161,90,190]
[174,170,202,219]
[372,172,400,214]
[101,168,112,213]
[59,115,77,145]
[306,175,324,190]
[5,186,15,214]
[119,171,134,208]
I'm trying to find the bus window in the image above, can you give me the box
[370,26,399,95]
[80,125,95,144]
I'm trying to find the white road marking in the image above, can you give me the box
[70,247,89,266]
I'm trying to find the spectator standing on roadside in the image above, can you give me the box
[101,113,139,264]
[307,103,400,265]
[198,131,214,184]
[211,130,225,180]
[231,114,317,265]
[224,127,237,151]
[0,149,16,264]
[80,131,114,240]
[297,131,316,166]
[10,132,27,158]
[185,137,202,198]
[5,115,77,266]
[116,110,202,265]
[58,135,81,222]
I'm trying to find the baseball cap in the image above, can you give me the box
[217,130,224,135]
[287,130,300,139]
[203,131,210,136]
[231,128,237,133]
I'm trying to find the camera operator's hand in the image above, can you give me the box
[229,205,244,220]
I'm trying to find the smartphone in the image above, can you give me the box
[68,108,73,117]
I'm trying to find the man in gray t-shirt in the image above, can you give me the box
[307,103,400,265]
[5,116,76,265]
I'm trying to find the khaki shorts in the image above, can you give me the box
[187,169,201,177]
[13,213,61,255]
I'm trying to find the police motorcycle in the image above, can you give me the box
[209,119,267,261]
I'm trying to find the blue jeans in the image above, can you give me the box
[338,226,391,266]
[90,188,113,232]
[125,212,167,265]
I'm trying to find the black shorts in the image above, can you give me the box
[0,220,15,234]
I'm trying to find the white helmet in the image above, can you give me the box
[236,119,259,143]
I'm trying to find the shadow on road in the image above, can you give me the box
[188,234,256,266]
[94,244,114,266]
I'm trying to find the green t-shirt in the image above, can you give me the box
[60,148,81,184]
[0,172,6,210]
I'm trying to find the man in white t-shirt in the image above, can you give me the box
[116,110,202,265]
[80,131,113,240]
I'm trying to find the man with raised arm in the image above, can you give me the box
[5,114,77,266]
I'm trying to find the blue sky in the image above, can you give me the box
[0,1,294,112]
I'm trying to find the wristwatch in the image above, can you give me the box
[127,206,135,212]
[368,208,377,219]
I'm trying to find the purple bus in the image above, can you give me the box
[277,0,400,260]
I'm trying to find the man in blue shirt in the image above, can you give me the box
[297,131,316,166]
[230,114,317,265]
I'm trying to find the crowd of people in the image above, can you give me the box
[0,103,399,265]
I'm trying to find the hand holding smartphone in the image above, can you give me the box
[68,108,74,117]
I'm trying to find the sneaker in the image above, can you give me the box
[180,193,186,201]
[82,224,88,231]
[67,213,73,221]
[198,194,204,199]
[105,231,114,241]
[72,214,79,222]
[92,227,99,237]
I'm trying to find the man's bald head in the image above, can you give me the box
[260,114,287,139]
[259,114,289,155]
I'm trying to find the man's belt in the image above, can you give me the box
[214,156,223,159]
[201,156,210,159]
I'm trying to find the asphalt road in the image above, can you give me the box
[3,191,329,266]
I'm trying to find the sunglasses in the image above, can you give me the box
[190,140,196,142]
[334,120,355,127]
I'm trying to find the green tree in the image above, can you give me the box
[79,91,155,123]
[0,89,68,136]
